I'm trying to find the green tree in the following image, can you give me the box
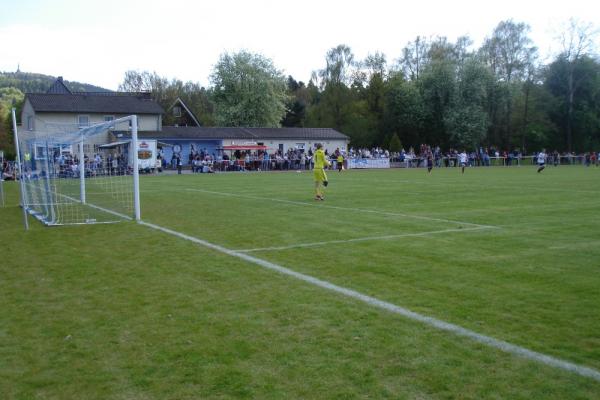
[383,73,425,149]
[480,20,537,148]
[399,36,430,81]
[281,76,309,127]
[119,71,215,126]
[210,51,288,127]
[554,19,598,151]
[544,54,600,151]
[0,87,25,159]
[314,45,356,131]
[445,59,493,149]
[418,54,456,147]
[388,133,402,152]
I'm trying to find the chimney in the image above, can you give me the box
[57,76,63,82]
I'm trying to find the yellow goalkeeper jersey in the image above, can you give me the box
[314,149,330,169]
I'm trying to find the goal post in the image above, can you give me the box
[13,112,140,226]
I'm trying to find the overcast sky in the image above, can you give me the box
[0,0,596,90]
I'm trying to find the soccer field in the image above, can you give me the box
[1,166,599,399]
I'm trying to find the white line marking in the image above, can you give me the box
[183,188,497,229]
[138,219,600,383]
[351,175,600,195]
[236,226,493,253]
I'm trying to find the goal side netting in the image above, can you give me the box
[14,115,141,226]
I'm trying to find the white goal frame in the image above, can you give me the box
[12,109,140,228]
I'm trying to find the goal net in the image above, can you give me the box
[15,115,141,226]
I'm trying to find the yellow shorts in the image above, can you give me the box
[314,168,328,182]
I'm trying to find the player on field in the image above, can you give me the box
[537,149,547,173]
[426,151,433,174]
[313,143,331,200]
[459,150,468,174]
[336,152,344,172]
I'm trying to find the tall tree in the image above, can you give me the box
[319,44,355,87]
[281,76,310,127]
[555,18,598,152]
[480,20,537,148]
[445,59,493,149]
[363,52,387,80]
[418,46,457,147]
[383,73,425,148]
[544,55,600,151]
[517,47,539,152]
[119,71,214,126]
[210,51,288,127]
[0,87,25,159]
[399,36,430,81]
[315,45,356,130]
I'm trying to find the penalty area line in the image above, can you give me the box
[235,226,493,253]
[138,219,600,383]
[184,188,498,229]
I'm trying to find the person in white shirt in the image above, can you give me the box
[459,151,468,174]
[537,149,547,173]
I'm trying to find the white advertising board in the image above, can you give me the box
[348,158,390,169]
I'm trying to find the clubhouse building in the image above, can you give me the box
[21,77,350,165]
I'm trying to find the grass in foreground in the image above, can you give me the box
[1,165,599,399]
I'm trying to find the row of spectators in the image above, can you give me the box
[169,147,349,172]
[348,145,600,167]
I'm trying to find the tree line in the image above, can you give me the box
[1,19,598,159]
[120,20,599,154]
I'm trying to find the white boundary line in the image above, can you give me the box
[183,188,497,229]
[349,175,600,195]
[139,219,600,383]
[235,226,492,253]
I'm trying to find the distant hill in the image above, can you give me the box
[0,71,111,93]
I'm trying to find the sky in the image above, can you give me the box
[0,0,597,90]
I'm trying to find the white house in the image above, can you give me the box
[21,77,350,163]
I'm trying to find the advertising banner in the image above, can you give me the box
[348,158,390,169]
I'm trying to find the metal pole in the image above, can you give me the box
[44,141,57,224]
[131,115,141,221]
[11,108,29,230]
[79,130,86,204]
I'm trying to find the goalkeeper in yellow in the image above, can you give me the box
[313,143,331,200]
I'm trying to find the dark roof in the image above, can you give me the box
[27,92,165,114]
[168,98,202,127]
[131,126,349,141]
[46,76,72,94]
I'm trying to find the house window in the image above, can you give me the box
[78,115,89,128]
[27,116,34,131]
[34,145,47,160]
[104,115,115,130]
[173,106,182,117]
[128,115,139,129]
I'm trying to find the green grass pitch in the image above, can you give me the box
[1,165,599,399]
